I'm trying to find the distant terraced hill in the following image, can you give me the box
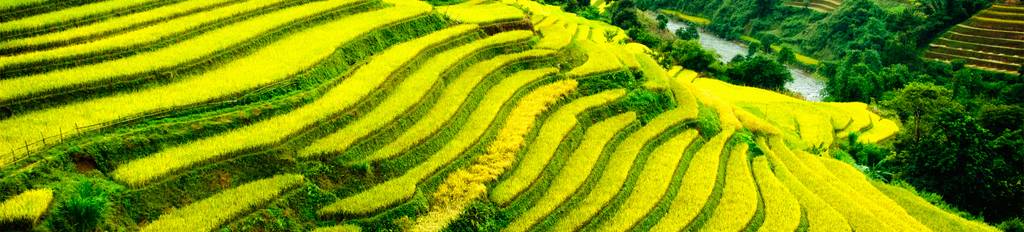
[926,4,1024,73]
[783,0,843,13]
[0,0,998,231]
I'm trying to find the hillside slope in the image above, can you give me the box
[0,0,997,231]
[926,3,1024,73]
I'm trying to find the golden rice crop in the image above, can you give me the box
[649,128,734,232]
[751,156,801,232]
[106,23,473,186]
[818,157,932,231]
[769,137,886,231]
[504,112,636,232]
[699,143,757,232]
[599,130,699,232]
[826,102,873,134]
[0,189,53,226]
[139,174,304,232]
[551,108,695,231]
[735,107,781,135]
[366,68,557,162]
[793,109,833,148]
[437,2,525,24]
[0,0,46,11]
[318,80,578,216]
[792,148,922,232]
[0,0,238,50]
[632,46,669,90]
[872,182,1000,232]
[300,44,545,158]
[490,89,626,205]
[536,21,577,50]
[0,0,163,32]
[758,137,851,232]
[312,224,362,232]
[0,0,357,101]
[859,118,899,143]
[0,0,289,66]
[415,79,582,231]
[567,40,624,77]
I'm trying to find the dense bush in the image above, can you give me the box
[723,54,791,90]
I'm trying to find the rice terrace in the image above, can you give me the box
[0,0,1021,231]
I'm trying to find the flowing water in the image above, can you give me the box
[658,13,826,101]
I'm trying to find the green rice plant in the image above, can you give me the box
[777,141,896,231]
[503,112,636,232]
[0,189,53,228]
[139,174,304,232]
[299,43,545,158]
[597,130,699,232]
[0,0,164,33]
[699,143,757,231]
[818,157,933,231]
[0,0,238,50]
[490,89,627,205]
[758,137,851,232]
[872,181,1000,232]
[317,80,579,217]
[649,128,734,232]
[437,2,525,24]
[0,0,358,101]
[551,108,696,231]
[107,24,476,186]
[568,40,625,77]
[536,21,577,50]
[751,156,801,232]
[0,5,433,168]
[365,67,558,162]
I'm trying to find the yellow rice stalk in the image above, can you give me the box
[0,0,292,68]
[872,182,1000,232]
[649,127,734,232]
[318,80,578,217]
[140,174,304,232]
[759,137,851,232]
[633,46,668,90]
[768,137,892,231]
[793,108,833,148]
[437,2,525,24]
[0,189,53,226]
[490,89,627,205]
[312,224,362,232]
[0,0,46,11]
[598,130,699,232]
[552,108,696,231]
[858,118,899,143]
[536,21,577,50]
[0,0,164,32]
[366,68,557,162]
[300,44,546,158]
[666,66,683,77]
[568,40,624,77]
[735,107,781,135]
[668,76,700,118]
[414,82,588,232]
[699,143,758,232]
[107,24,476,186]
[0,0,238,50]
[818,157,933,231]
[826,102,873,135]
[791,151,924,231]
[0,0,357,101]
[504,112,636,232]
[751,156,801,232]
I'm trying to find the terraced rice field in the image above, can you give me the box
[783,0,842,13]
[0,0,998,231]
[926,4,1024,73]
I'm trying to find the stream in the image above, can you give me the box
[656,12,826,101]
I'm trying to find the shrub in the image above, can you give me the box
[52,181,108,232]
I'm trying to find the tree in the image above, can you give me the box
[776,46,795,64]
[656,14,669,30]
[724,55,792,90]
[884,82,962,143]
[674,27,698,40]
[662,39,720,73]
